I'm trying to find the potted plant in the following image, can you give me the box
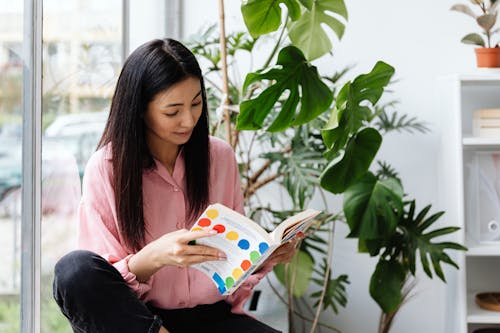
[451,0,500,67]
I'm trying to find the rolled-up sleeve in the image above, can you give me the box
[78,149,152,299]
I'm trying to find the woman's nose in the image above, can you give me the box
[180,110,195,128]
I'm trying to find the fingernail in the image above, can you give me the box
[208,230,218,235]
[219,253,227,260]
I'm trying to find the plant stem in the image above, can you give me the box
[262,16,289,69]
[248,145,291,184]
[218,0,232,144]
[309,218,336,333]
[244,145,291,198]
[245,173,280,198]
[265,276,342,332]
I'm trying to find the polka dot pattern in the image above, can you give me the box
[191,206,270,294]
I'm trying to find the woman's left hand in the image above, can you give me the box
[263,236,302,266]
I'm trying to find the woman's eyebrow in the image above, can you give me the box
[165,90,202,107]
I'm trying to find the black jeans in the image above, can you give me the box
[53,250,282,333]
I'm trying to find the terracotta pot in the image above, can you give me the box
[475,47,500,68]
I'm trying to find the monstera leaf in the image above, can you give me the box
[241,0,301,38]
[370,259,406,313]
[320,127,382,194]
[343,172,404,240]
[322,61,395,156]
[288,0,348,60]
[237,46,332,131]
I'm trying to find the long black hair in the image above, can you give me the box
[98,38,210,251]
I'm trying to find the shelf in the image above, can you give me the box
[463,136,500,149]
[466,244,500,256]
[458,71,500,84]
[468,293,500,324]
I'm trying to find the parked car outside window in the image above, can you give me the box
[0,111,107,212]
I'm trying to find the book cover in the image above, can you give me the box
[189,203,320,295]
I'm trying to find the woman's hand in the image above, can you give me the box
[262,234,304,267]
[128,229,225,282]
[151,229,226,267]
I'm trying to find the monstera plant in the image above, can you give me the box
[188,0,466,332]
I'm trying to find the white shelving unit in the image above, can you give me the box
[439,73,500,333]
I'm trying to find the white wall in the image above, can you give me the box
[129,0,167,52]
[181,1,483,332]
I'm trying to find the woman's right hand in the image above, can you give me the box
[150,228,226,267]
[128,229,226,282]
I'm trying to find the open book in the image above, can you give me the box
[189,203,320,295]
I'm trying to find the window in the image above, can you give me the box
[0,1,23,331]
[0,1,179,331]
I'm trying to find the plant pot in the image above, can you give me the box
[475,48,500,68]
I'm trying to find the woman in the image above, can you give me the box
[53,38,299,333]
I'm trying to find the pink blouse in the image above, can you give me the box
[77,136,273,314]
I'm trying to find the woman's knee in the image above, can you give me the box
[53,250,108,295]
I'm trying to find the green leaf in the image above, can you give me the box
[450,4,477,19]
[320,127,382,193]
[274,250,314,297]
[322,61,395,155]
[477,14,496,32]
[263,145,325,208]
[400,200,467,281]
[237,46,333,131]
[375,106,430,134]
[461,33,485,46]
[241,0,301,38]
[311,272,349,313]
[343,173,404,240]
[288,0,348,60]
[370,259,406,313]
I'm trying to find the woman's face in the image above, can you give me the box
[144,76,203,152]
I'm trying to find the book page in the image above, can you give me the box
[269,209,320,244]
[190,203,275,295]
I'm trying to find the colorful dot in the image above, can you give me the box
[213,273,225,287]
[191,227,203,232]
[213,273,226,295]
[259,242,269,254]
[206,209,219,219]
[241,260,251,271]
[198,218,212,227]
[250,251,260,263]
[225,277,235,288]
[232,268,243,279]
[213,224,226,233]
[238,239,250,250]
[226,231,239,240]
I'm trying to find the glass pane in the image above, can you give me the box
[0,0,23,331]
[41,1,122,332]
